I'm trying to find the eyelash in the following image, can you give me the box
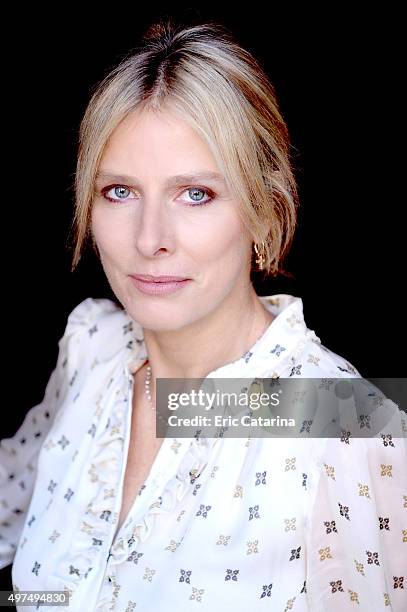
[99,185,215,207]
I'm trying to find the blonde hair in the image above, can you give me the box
[70,18,299,277]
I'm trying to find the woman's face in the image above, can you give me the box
[91,106,253,331]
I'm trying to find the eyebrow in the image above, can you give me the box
[95,170,226,188]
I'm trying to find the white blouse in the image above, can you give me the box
[0,294,405,611]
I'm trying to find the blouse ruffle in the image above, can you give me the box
[93,376,220,611]
[45,354,221,609]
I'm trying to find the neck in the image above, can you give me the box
[139,285,274,399]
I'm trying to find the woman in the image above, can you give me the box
[1,19,405,612]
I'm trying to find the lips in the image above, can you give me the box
[129,275,192,296]
[132,274,189,282]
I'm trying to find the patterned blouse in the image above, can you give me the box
[0,294,405,611]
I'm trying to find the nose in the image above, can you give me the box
[133,196,174,259]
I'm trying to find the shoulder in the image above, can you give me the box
[260,294,363,378]
[60,297,138,369]
[44,297,138,417]
[65,296,125,330]
[283,330,363,378]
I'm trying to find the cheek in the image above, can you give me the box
[91,206,131,259]
[187,211,249,269]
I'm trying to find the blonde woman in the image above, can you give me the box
[1,19,405,612]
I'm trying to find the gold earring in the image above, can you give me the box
[253,241,266,270]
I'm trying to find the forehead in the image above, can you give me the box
[101,106,217,172]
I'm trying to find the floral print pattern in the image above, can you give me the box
[0,294,405,611]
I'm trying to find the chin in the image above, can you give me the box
[123,300,185,329]
[136,315,190,332]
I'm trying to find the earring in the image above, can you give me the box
[253,241,266,270]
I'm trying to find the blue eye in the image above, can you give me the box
[112,186,131,199]
[100,185,215,207]
[183,187,214,207]
[102,186,134,202]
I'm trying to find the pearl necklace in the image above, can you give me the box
[144,361,155,410]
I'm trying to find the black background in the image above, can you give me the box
[1,4,404,591]
[3,6,405,433]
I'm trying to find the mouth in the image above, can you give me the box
[131,274,190,282]
[129,274,192,295]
